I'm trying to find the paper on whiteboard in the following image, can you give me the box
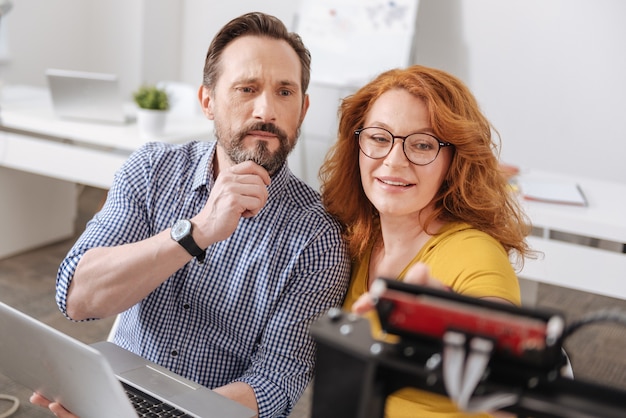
[296,0,420,87]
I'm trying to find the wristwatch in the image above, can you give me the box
[170,219,206,263]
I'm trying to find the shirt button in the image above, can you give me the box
[171,349,179,357]
[183,303,191,311]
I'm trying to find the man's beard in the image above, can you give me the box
[216,122,298,175]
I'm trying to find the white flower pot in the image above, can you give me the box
[137,108,168,139]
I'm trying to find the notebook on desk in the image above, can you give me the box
[517,178,588,207]
[46,68,136,124]
[0,301,256,418]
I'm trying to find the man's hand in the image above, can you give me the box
[352,262,449,315]
[30,393,79,418]
[193,161,271,247]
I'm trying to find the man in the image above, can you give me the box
[33,12,350,418]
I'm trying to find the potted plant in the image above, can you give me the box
[133,84,169,139]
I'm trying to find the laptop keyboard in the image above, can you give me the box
[122,382,194,417]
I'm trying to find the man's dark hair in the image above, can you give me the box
[202,12,311,95]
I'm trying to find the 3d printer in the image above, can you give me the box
[310,278,626,418]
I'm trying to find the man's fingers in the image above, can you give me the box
[192,162,271,245]
[228,160,271,186]
[30,392,50,408]
[49,402,78,418]
[215,165,270,215]
[211,184,268,217]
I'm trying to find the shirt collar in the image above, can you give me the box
[267,161,290,202]
[192,141,216,191]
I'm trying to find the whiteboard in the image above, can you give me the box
[296,0,420,87]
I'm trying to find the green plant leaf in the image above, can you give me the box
[133,85,169,110]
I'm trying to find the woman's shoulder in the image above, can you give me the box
[428,222,507,256]
[424,222,520,303]
[435,222,494,241]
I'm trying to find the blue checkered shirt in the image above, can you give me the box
[56,140,350,417]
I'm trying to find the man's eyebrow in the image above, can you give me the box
[278,80,299,88]
[232,77,259,86]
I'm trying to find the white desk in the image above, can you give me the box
[0,85,213,258]
[517,169,626,300]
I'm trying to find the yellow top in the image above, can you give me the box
[343,222,521,418]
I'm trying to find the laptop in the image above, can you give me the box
[45,68,135,124]
[0,301,256,418]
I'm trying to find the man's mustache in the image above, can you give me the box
[237,122,288,143]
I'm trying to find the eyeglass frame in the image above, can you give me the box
[355,127,454,166]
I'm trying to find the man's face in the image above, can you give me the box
[200,35,309,175]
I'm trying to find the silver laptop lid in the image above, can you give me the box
[91,341,256,418]
[0,301,137,418]
[45,68,133,124]
[0,302,256,418]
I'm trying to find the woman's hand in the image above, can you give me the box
[352,262,449,315]
[30,393,79,418]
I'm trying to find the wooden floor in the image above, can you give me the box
[1,185,625,417]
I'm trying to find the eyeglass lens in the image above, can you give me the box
[358,127,443,166]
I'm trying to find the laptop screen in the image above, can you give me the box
[45,68,133,124]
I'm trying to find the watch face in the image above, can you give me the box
[171,219,191,241]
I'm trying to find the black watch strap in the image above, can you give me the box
[171,219,206,264]
[178,234,206,263]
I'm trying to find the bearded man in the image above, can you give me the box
[40,12,350,418]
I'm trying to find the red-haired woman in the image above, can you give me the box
[320,65,532,418]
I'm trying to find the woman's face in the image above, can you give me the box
[359,88,453,223]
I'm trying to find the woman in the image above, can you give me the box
[319,65,532,417]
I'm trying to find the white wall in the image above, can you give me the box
[466,0,626,183]
[0,0,181,98]
[1,1,92,86]
[1,0,625,185]
[412,0,626,183]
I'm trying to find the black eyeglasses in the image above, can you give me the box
[355,127,453,166]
